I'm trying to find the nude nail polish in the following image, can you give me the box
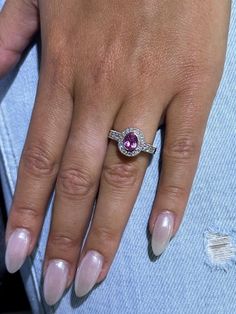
[151,210,175,256]
[75,250,104,298]
[43,259,69,306]
[5,228,30,273]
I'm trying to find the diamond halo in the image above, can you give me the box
[108,127,156,157]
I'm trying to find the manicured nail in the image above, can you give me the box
[75,250,104,297]
[151,210,175,256]
[43,259,69,306]
[5,228,30,273]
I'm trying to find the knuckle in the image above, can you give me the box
[90,59,113,87]
[102,162,139,189]
[136,50,159,80]
[49,233,78,251]
[44,52,72,91]
[183,59,208,76]
[179,58,218,89]
[21,145,58,177]
[43,38,74,92]
[13,205,41,220]
[163,137,198,162]
[57,167,96,199]
[160,185,188,201]
[45,32,68,62]
[11,205,42,229]
[92,225,119,244]
[89,43,121,86]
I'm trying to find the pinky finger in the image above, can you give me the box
[0,0,39,77]
[149,86,216,256]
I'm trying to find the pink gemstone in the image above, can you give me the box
[123,132,138,152]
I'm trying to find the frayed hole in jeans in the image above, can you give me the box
[206,232,236,265]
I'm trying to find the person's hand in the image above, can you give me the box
[0,0,231,306]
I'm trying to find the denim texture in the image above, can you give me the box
[0,1,236,313]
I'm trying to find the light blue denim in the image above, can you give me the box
[1,1,236,313]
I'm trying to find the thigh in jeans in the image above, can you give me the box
[0,0,236,313]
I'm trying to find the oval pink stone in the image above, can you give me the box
[123,132,138,152]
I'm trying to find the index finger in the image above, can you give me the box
[5,71,73,273]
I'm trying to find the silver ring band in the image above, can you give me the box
[108,128,156,157]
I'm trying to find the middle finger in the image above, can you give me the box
[43,91,119,306]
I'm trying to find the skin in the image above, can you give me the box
[0,0,231,302]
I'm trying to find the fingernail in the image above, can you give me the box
[151,210,175,256]
[75,250,104,298]
[5,228,30,273]
[43,259,69,306]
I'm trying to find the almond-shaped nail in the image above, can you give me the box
[151,210,175,256]
[5,228,30,273]
[43,259,69,306]
[75,250,104,298]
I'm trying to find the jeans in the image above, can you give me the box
[0,1,236,313]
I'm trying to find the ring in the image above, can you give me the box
[108,127,156,157]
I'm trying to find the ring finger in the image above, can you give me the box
[74,89,171,297]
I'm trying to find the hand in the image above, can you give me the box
[0,0,231,306]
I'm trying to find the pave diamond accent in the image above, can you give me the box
[108,128,156,157]
[108,130,121,141]
[142,143,156,154]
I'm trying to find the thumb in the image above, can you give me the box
[0,0,39,78]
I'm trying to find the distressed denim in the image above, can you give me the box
[0,1,236,313]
